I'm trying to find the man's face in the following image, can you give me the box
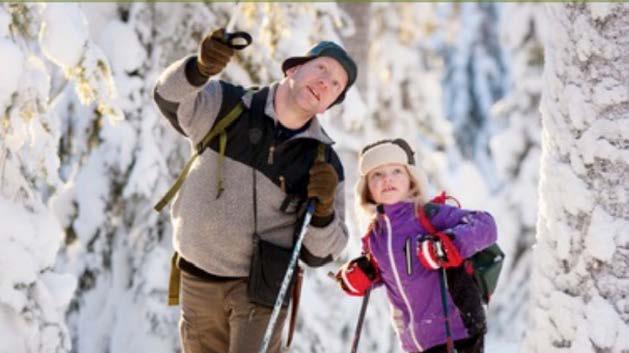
[285,56,349,115]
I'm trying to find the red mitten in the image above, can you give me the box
[417,234,463,270]
[335,255,379,296]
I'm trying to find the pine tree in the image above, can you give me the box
[439,3,508,189]
[488,2,546,342]
[0,4,95,353]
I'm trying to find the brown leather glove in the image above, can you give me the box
[307,162,339,217]
[197,28,235,77]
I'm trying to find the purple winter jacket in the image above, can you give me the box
[363,202,497,352]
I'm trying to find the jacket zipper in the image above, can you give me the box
[384,214,424,352]
[405,237,413,276]
[279,175,286,193]
[267,144,275,165]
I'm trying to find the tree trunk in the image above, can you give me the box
[338,3,370,95]
[526,4,629,353]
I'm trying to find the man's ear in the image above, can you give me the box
[286,65,299,77]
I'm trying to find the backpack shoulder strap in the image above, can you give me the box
[162,85,254,305]
[154,85,254,212]
[417,190,455,235]
[361,222,376,255]
[417,204,438,234]
[193,80,251,155]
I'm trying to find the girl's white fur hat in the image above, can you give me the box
[355,139,429,211]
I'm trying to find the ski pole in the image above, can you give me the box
[350,287,371,353]
[257,200,316,353]
[436,242,457,353]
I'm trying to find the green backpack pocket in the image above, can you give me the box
[468,243,505,304]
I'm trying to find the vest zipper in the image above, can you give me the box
[268,145,275,165]
[405,237,413,276]
[279,175,286,193]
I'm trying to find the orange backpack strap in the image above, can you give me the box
[431,191,461,208]
[361,221,376,254]
[417,191,463,234]
[417,190,461,236]
[360,222,382,274]
[432,191,448,204]
[417,205,437,234]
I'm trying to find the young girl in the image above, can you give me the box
[336,139,497,353]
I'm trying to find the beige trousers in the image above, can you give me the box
[179,271,287,353]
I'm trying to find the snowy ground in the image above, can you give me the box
[486,335,519,353]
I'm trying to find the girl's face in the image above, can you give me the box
[367,163,411,205]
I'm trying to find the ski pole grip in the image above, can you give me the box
[305,198,317,216]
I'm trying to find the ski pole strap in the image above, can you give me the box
[222,31,252,50]
[153,101,245,212]
[285,265,304,347]
[167,252,182,306]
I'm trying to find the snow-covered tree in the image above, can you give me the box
[0,3,107,353]
[525,4,629,353]
[438,3,508,190]
[488,3,546,343]
[2,3,579,353]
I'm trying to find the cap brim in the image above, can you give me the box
[282,56,314,75]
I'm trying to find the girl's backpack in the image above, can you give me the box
[418,192,505,304]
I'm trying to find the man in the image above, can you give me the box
[153,28,356,353]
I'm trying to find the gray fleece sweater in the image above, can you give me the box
[154,56,348,277]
